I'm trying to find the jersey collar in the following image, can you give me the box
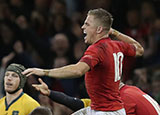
[5,92,24,111]
[94,37,111,44]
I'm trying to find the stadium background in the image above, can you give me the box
[0,0,160,114]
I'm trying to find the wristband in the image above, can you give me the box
[43,69,50,76]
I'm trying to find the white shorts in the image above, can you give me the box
[71,106,126,115]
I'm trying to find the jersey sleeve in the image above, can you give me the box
[119,41,136,57]
[49,90,84,111]
[81,99,91,108]
[80,46,100,70]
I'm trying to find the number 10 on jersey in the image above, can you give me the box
[113,52,124,82]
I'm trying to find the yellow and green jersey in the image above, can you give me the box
[0,92,40,115]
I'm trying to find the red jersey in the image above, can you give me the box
[120,85,160,115]
[80,37,136,111]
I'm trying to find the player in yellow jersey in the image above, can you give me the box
[0,63,40,115]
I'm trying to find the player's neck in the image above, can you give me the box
[93,33,109,44]
[6,89,23,105]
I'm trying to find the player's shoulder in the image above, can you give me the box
[20,93,40,113]
[22,93,36,101]
[88,40,107,51]
[87,44,96,50]
[85,44,98,54]
[0,96,5,102]
[121,85,140,95]
[22,93,39,105]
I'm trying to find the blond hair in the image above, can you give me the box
[88,8,113,32]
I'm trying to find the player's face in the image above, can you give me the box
[81,15,97,45]
[4,71,20,93]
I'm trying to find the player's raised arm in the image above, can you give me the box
[109,28,144,57]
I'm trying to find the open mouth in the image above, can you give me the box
[83,31,87,39]
[6,82,13,86]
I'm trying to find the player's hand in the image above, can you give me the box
[32,78,50,96]
[22,68,45,77]
[108,28,114,35]
[108,28,120,37]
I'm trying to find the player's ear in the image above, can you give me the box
[96,26,103,34]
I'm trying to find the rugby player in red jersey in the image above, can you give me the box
[119,82,160,115]
[23,8,144,114]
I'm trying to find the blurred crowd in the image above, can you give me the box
[0,0,160,114]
